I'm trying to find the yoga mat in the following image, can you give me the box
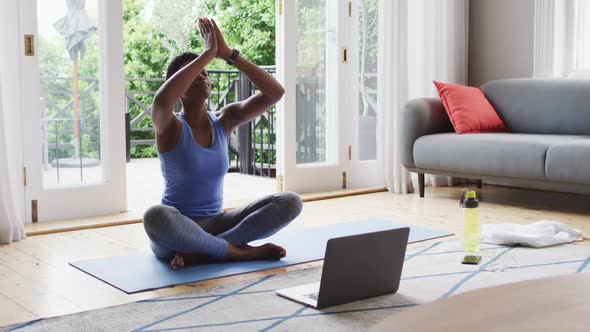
[70,219,452,294]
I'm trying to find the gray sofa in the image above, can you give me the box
[402,78,590,197]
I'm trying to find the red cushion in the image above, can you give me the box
[433,81,510,134]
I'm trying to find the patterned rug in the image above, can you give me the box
[4,240,590,332]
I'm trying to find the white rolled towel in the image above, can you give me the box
[481,220,583,248]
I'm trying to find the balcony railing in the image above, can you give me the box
[41,67,377,182]
[41,67,278,179]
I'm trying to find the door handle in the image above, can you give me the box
[24,35,35,56]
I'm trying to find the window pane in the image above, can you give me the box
[358,0,378,161]
[38,0,103,187]
[296,0,327,164]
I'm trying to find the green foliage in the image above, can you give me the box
[131,144,157,158]
[39,36,69,77]
[296,1,325,68]
[358,0,378,117]
[123,0,169,159]
[124,0,170,81]
[39,18,101,162]
[199,0,276,66]
[360,0,378,74]
[293,1,326,164]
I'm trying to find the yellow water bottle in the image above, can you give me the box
[461,190,481,264]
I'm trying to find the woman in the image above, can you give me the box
[143,18,302,270]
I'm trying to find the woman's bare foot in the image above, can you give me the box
[169,252,207,270]
[170,243,286,270]
[226,243,286,261]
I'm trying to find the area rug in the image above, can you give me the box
[4,240,590,332]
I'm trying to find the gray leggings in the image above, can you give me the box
[143,192,303,259]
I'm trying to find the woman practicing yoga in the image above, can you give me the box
[143,17,302,270]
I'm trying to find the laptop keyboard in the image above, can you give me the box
[305,292,319,301]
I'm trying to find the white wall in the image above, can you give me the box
[468,0,536,86]
[0,1,26,218]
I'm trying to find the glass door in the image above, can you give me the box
[276,0,346,193]
[19,0,127,222]
[347,0,381,187]
[276,0,381,193]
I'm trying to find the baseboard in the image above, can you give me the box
[24,186,387,236]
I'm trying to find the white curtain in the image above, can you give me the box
[376,0,411,193]
[533,0,590,77]
[572,0,590,75]
[0,74,26,244]
[377,0,469,193]
[533,0,573,77]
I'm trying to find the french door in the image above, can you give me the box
[19,0,127,222]
[276,0,381,193]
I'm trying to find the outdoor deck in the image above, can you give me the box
[126,158,277,213]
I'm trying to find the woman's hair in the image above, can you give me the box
[165,52,199,80]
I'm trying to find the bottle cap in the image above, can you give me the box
[463,190,479,208]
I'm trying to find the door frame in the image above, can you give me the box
[276,0,382,193]
[276,0,346,193]
[19,0,127,222]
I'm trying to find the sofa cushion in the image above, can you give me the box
[546,139,590,184]
[481,78,590,135]
[413,133,585,180]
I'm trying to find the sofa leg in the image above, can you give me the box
[418,173,425,198]
[476,180,482,189]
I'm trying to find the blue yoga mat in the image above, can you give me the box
[70,219,452,293]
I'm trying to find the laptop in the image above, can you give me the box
[276,227,410,309]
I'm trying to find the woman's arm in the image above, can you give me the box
[212,20,285,134]
[151,18,217,134]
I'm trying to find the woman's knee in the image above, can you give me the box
[277,192,303,220]
[143,205,176,235]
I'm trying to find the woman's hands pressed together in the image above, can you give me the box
[198,17,232,61]
[210,19,233,61]
[198,17,218,58]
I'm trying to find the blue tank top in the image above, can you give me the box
[159,112,229,217]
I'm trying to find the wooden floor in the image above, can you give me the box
[1,185,589,327]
